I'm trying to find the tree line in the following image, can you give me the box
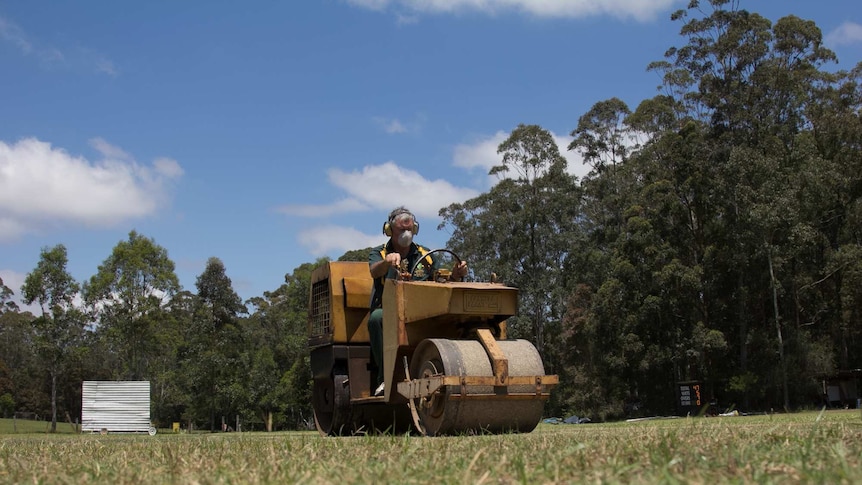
[440,1,862,419]
[1,1,861,427]
[0,232,321,432]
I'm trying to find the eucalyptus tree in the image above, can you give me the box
[337,248,373,262]
[629,102,728,384]
[798,64,862,372]
[180,257,246,431]
[275,260,321,427]
[569,97,632,174]
[150,290,196,425]
[622,0,850,410]
[563,105,728,416]
[21,245,85,432]
[561,99,646,416]
[440,124,580,357]
[550,0,860,417]
[84,230,180,380]
[0,276,19,314]
[0,276,16,408]
[645,1,772,408]
[567,97,635,287]
[244,259,324,430]
[0,280,39,416]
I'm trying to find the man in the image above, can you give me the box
[368,206,467,395]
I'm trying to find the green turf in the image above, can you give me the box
[1,410,860,484]
[0,417,80,434]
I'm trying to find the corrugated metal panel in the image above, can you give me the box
[81,381,152,433]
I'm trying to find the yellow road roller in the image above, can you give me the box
[308,252,558,436]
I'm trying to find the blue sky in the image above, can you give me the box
[2,0,861,309]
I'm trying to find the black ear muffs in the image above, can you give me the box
[382,219,419,236]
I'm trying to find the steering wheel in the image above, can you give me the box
[409,249,462,281]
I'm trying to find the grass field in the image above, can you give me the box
[0,417,80,434]
[1,410,861,484]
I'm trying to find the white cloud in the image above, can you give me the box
[277,197,370,217]
[90,137,132,161]
[282,128,594,256]
[276,161,479,218]
[0,15,117,76]
[0,15,64,65]
[298,224,387,256]
[0,15,32,54]
[95,57,119,77]
[0,137,183,241]
[347,0,390,11]
[374,117,408,134]
[453,131,508,170]
[555,133,590,180]
[385,119,407,133]
[0,269,25,296]
[0,267,86,317]
[282,161,478,255]
[0,218,29,241]
[373,114,427,134]
[345,0,676,21]
[453,130,590,187]
[0,269,40,315]
[826,22,862,47]
[153,157,184,178]
[328,161,479,219]
[396,13,420,25]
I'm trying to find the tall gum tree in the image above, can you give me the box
[84,231,180,380]
[0,276,19,315]
[440,124,580,359]
[21,245,84,432]
[244,259,323,430]
[554,1,860,417]
[609,0,855,412]
[181,257,246,432]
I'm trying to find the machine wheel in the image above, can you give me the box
[409,338,546,436]
[313,373,352,436]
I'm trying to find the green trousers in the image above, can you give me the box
[368,308,384,386]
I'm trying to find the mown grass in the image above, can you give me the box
[1,410,860,484]
[0,417,80,434]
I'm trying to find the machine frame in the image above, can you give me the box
[308,260,558,435]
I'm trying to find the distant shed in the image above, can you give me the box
[81,381,155,435]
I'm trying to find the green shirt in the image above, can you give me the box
[368,241,437,309]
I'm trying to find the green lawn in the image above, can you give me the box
[0,417,80,434]
[1,410,860,484]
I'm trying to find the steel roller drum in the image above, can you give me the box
[410,338,546,436]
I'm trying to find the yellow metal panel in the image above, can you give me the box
[309,262,373,345]
[381,279,519,400]
[343,277,372,309]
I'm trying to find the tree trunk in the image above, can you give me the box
[767,246,789,411]
[265,411,273,432]
[50,370,58,433]
[737,271,749,410]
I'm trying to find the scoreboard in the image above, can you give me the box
[676,381,704,415]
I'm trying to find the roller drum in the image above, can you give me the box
[411,338,546,436]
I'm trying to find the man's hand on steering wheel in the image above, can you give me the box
[451,260,468,281]
[408,249,468,282]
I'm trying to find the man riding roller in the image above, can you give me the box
[368,206,468,396]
